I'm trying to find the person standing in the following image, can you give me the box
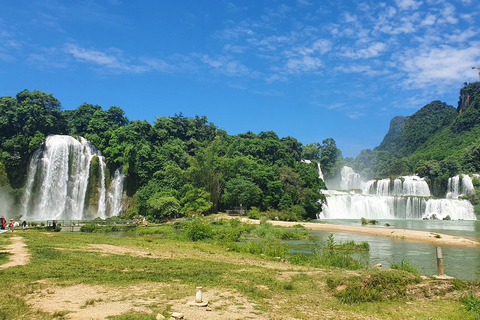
[9,219,14,232]
[22,220,27,232]
[52,220,57,232]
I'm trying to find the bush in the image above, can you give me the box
[247,207,260,219]
[183,218,214,241]
[80,224,96,232]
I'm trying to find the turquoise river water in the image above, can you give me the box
[285,219,480,281]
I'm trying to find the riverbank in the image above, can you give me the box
[238,218,480,247]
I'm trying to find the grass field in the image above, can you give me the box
[0,217,478,319]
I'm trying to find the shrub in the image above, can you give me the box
[184,218,214,241]
[247,207,260,219]
[80,224,96,232]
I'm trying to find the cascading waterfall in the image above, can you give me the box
[446,175,475,199]
[317,162,324,181]
[340,166,363,190]
[107,168,125,216]
[320,166,477,220]
[363,176,430,197]
[22,135,124,220]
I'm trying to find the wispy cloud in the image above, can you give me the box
[395,0,423,11]
[201,55,251,77]
[65,44,148,73]
[341,42,387,59]
[397,42,480,89]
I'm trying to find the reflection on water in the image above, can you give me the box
[286,219,480,281]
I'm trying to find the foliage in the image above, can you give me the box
[12,84,480,221]
[390,259,419,275]
[459,292,480,319]
[326,270,420,304]
[221,177,262,209]
[183,218,214,241]
[180,187,212,216]
[147,192,180,221]
[319,138,342,179]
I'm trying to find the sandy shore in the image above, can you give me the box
[239,218,480,247]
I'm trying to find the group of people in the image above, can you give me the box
[0,218,27,232]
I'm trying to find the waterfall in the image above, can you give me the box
[317,162,324,181]
[446,175,475,199]
[363,176,430,196]
[339,166,364,190]
[107,168,125,216]
[22,135,124,220]
[424,199,476,220]
[321,166,477,220]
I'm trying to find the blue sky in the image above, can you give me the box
[1,0,480,157]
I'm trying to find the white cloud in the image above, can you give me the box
[335,64,387,77]
[66,44,119,66]
[296,0,312,7]
[64,44,184,74]
[201,55,251,77]
[285,56,322,73]
[342,42,387,59]
[398,43,480,88]
[395,0,423,11]
[421,13,437,26]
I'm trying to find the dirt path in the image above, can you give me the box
[0,236,31,270]
[239,218,480,247]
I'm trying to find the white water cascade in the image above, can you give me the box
[446,175,475,199]
[320,167,477,220]
[22,135,125,220]
[107,168,126,216]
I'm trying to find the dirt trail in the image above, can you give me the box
[0,236,31,270]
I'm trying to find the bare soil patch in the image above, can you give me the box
[0,236,31,270]
[27,282,272,320]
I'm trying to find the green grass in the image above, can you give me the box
[460,292,480,319]
[390,259,420,275]
[0,222,476,319]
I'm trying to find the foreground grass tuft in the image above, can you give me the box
[327,269,421,304]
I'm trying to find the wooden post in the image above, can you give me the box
[436,247,444,276]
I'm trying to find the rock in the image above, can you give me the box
[156,314,166,320]
[172,312,184,319]
[206,307,212,311]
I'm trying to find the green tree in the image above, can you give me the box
[180,187,212,216]
[221,177,262,209]
[66,103,102,136]
[186,136,224,212]
[320,138,342,179]
[302,143,321,161]
[147,192,180,220]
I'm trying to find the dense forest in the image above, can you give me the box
[0,90,343,221]
[2,82,480,221]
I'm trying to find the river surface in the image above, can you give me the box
[285,219,480,281]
